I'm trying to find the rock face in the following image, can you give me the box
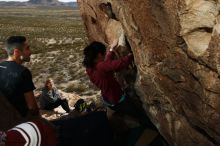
[78,0,220,145]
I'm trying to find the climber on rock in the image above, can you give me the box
[82,40,156,130]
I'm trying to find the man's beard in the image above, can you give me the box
[20,55,30,62]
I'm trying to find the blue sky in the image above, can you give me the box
[0,0,76,2]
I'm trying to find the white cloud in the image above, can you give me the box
[58,0,76,2]
[0,0,27,1]
[0,0,77,2]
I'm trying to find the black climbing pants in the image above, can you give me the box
[110,96,156,130]
[44,98,70,113]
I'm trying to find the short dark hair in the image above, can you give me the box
[83,41,106,68]
[4,36,26,56]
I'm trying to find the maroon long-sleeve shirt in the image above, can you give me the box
[86,51,133,105]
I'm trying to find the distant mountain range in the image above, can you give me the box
[0,0,78,7]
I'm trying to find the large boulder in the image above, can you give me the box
[78,0,220,145]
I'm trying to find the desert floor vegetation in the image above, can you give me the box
[0,6,100,101]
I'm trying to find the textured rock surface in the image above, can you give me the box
[78,0,220,145]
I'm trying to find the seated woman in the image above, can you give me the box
[39,78,70,113]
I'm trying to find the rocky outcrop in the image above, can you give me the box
[27,0,76,6]
[0,0,78,7]
[29,0,59,4]
[78,0,220,145]
[27,0,59,6]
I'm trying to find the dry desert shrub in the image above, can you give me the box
[0,6,99,100]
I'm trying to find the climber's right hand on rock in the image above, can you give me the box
[109,39,118,51]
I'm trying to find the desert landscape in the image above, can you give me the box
[0,6,100,119]
[1,0,220,145]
